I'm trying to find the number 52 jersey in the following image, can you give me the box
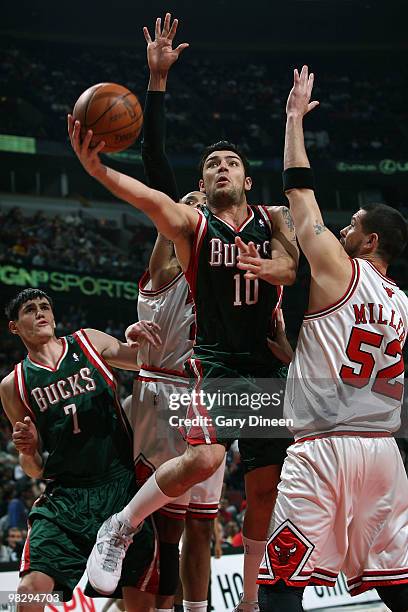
[286,258,408,441]
[14,329,134,485]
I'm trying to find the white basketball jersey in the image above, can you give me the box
[137,270,195,375]
[285,258,408,440]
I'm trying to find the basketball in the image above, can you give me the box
[72,83,143,153]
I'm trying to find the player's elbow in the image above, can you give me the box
[281,259,297,286]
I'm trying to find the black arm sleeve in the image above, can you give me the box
[141,91,180,202]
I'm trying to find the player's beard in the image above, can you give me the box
[208,183,245,210]
[343,237,363,258]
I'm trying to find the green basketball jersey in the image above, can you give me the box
[185,205,283,372]
[14,329,134,486]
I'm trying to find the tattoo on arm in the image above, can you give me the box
[281,207,295,233]
[313,221,327,235]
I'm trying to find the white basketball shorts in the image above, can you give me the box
[258,435,408,596]
[124,375,225,520]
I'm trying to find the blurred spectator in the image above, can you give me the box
[4,527,25,562]
[1,41,407,160]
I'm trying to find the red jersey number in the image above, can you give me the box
[340,327,404,401]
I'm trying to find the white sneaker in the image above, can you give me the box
[86,514,137,595]
[232,595,260,612]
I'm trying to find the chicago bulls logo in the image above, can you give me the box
[265,520,314,581]
[274,542,297,564]
[383,284,395,298]
[134,454,156,487]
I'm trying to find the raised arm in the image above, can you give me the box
[67,116,198,270]
[141,14,189,284]
[284,66,351,309]
[0,374,43,478]
[142,13,188,199]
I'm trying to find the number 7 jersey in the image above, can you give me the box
[14,329,134,485]
[286,258,408,441]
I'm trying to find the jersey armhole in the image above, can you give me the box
[13,362,36,421]
[185,209,207,298]
[73,330,116,389]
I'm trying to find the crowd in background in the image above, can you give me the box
[1,41,407,160]
[1,34,408,558]
[0,207,155,280]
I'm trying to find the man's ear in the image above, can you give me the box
[199,179,205,192]
[366,232,379,251]
[8,320,19,336]
[244,177,252,191]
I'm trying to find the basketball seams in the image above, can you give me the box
[92,113,143,136]
[73,82,143,152]
[84,84,104,129]
[86,92,141,129]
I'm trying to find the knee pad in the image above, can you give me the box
[377,584,408,612]
[258,580,304,612]
[159,542,180,596]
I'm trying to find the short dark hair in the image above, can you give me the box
[198,140,251,178]
[360,203,408,264]
[5,289,54,321]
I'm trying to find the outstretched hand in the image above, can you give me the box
[125,321,162,350]
[286,65,319,118]
[12,416,38,456]
[143,13,189,76]
[67,114,105,178]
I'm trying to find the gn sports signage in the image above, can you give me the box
[0,265,138,301]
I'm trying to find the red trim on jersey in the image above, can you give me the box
[80,329,116,379]
[158,507,187,520]
[351,578,408,596]
[348,569,408,596]
[212,205,254,233]
[13,363,36,421]
[187,503,219,520]
[141,364,189,378]
[135,519,160,594]
[304,258,360,319]
[257,568,338,589]
[138,269,185,296]
[73,330,115,389]
[365,259,397,286]
[185,210,207,299]
[28,338,67,372]
[139,269,150,290]
[73,330,132,438]
[295,430,392,443]
[20,526,31,573]
[252,206,271,232]
[261,205,274,227]
[187,511,219,520]
[184,358,218,445]
[188,502,219,509]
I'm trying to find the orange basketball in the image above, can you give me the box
[72,83,143,153]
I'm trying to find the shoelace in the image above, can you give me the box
[101,532,132,572]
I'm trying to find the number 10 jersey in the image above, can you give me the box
[185,205,283,374]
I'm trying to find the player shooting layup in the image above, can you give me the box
[123,16,225,611]
[68,81,298,606]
